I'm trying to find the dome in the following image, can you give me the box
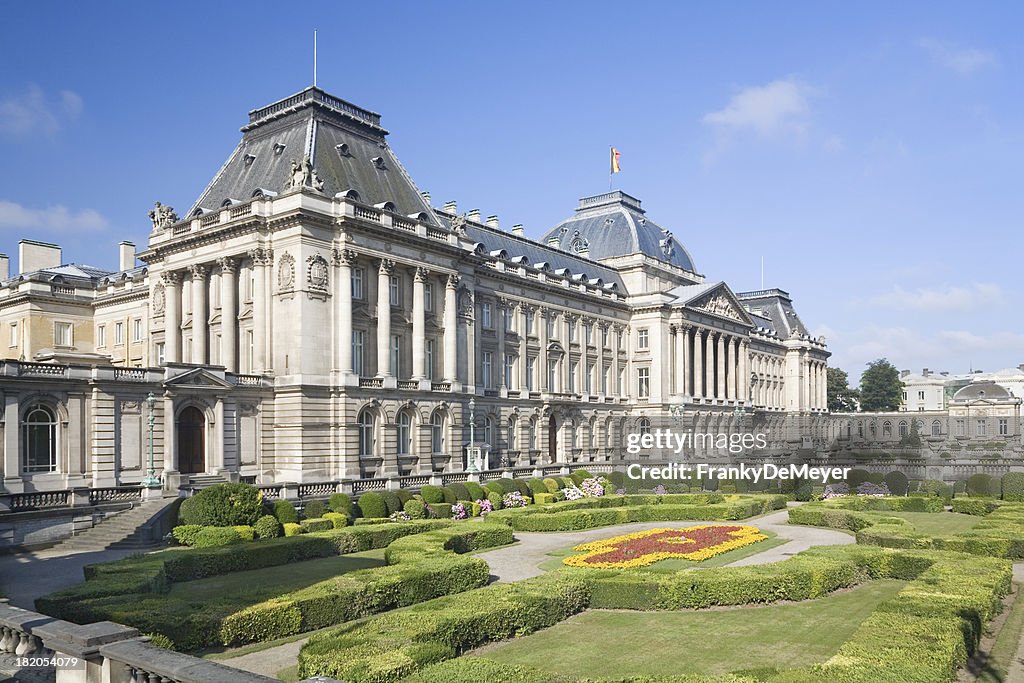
[540,191,697,272]
[952,381,1011,401]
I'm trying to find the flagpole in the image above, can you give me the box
[609,146,613,191]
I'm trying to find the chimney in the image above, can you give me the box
[1018,364,1024,372]
[922,368,930,376]
[0,254,8,280]
[19,239,61,274]
[467,208,481,223]
[485,215,499,229]
[511,224,524,236]
[442,200,457,214]
[119,241,136,271]
[900,369,910,378]
[547,234,561,249]
[420,191,431,206]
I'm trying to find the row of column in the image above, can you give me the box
[751,353,785,409]
[807,360,827,411]
[159,248,271,374]
[674,325,749,402]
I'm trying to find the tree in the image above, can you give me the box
[827,367,860,412]
[859,358,903,412]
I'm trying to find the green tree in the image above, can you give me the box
[859,359,903,412]
[827,367,860,412]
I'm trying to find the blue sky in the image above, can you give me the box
[1,1,1021,381]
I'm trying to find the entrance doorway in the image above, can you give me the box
[177,406,206,474]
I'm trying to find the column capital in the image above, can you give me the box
[247,247,273,265]
[161,270,182,286]
[414,266,429,282]
[332,248,358,266]
[188,263,209,279]
[446,272,460,289]
[378,258,396,276]
[217,256,239,274]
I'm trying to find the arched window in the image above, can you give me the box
[571,421,580,449]
[638,417,651,437]
[588,418,597,449]
[857,421,864,438]
[430,411,446,454]
[23,405,57,473]
[931,419,941,437]
[507,416,518,451]
[483,416,494,448]
[358,409,376,457]
[898,420,908,438]
[396,410,412,456]
[528,417,537,451]
[882,421,892,438]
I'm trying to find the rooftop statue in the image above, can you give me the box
[148,201,179,230]
[284,156,325,192]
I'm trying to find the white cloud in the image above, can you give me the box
[0,200,108,232]
[702,79,812,137]
[865,283,1002,312]
[918,38,996,75]
[0,85,83,138]
[938,330,1024,352]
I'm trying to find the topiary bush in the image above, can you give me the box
[448,482,470,500]
[303,500,325,519]
[300,518,333,533]
[420,485,444,504]
[989,475,1004,498]
[542,478,560,493]
[232,525,256,541]
[395,489,413,505]
[357,492,388,519]
[178,483,264,527]
[484,482,504,496]
[513,479,532,497]
[527,479,548,495]
[273,499,299,525]
[322,512,348,529]
[381,491,403,515]
[793,477,813,502]
[193,526,243,548]
[441,487,457,504]
[487,491,503,509]
[171,524,203,547]
[253,515,281,540]
[464,481,486,500]
[883,471,909,497]
[968,473,994,497]
[497,478,517,493]
[404,498,427,519]
[1003,473,1024,502]
[954,480,967,496]
[847,469,871,489]
[570,469,592,485]
[328,493,353,516]
[283,522,305,537]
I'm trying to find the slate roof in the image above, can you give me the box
[735,288,807,339]
[540,191,697,272]
[189,87,436,223]
[953,381,1012,400]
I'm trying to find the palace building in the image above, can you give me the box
[0,86,831,494]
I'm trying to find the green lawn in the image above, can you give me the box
[875,511,982,535]
[480,579,907,679]
[168,549,386,606]
[537,529,786,573]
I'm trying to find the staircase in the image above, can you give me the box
[186,473,230,489]
[50,498,177,553]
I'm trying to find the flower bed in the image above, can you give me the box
[563,525,767,569]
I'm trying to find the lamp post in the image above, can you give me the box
[141,392,161,488]
[466,397,479,473]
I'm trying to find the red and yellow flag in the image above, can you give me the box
[610,147,621,174]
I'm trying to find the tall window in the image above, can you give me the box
[882,421,892,438]
[484,416,494,448]
[397,411,412,455]
[9,322,17,348]
[526,311,534,336]
[246,330,254,371]
[358,409,376,456]
[507,417,518,451]
[548,359,558,392]
[425,339,435,380]
[431,411,445,454]
[918,391,925,401]
[601,366,608,395]
[585,362,593,394]
[114,322,124,346]
[504,354,514,387]
[424,283,433,312]
[637,328,649,350]
[482,303,493,329]
[977,419,987,436]
[22,405,57,473]
[602,326,608,347]
[527,357,535,391]
[637,417,651,437]
[528,417,537,450]
[999,418,1009,436]
[898,421,908,438]
[156,342,166,365]
[133,318,144,342]
[96,324,106,348]
[502,306,512,332]
[351,267,364,299]
[482,351,493,388]
[390,335,402,376]
[569,361,577,393]
[931,420,941,437]
[389,275,400,306]
[955,419,965,436]
[637,367,650,398]
[568,321,576,342]
[55,322,73,347]
[546,315,555,338]
[352,330,366,376]
[585,323,593,344]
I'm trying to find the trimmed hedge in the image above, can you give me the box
[1002,472,1024,502]
[381,491,403,516]
[253,515,281,539]
[968,473,993,497]
[284,522,305,537]
[193,527,244,548]
[420,485,444,504]
[329,492,354,516]
[358,492,388,519]
[178,483,264,527]
[463,481,486,500]
[303,500,325,519]
[273,499,299,525]
[404,498,427,519]
[883,471,909,497]
[301,518,334,533]
[322,512,349,529]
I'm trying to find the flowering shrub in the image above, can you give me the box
[502,491,528,508]
[823,483,850,499]
[857,482,891,497]
[563,524,767,569]
[579,477,607,497]
[615,488,626,496]
[561,487,584,501]
[476,498,493,514]
[451,503,467,520]
[654,484,667,495]
[388,511,411,522]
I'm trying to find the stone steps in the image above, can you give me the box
[51,499,177,552]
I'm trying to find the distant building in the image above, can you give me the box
[899,366,1024,412]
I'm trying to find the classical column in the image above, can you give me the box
[610,324,620,397]
[189,264,209,364]
[731,338,741,401]
[335,249,355,375]
[623,327,633,400]
[247,249,269,373]
[716,334,727,399]
[539,308,549,392]
[562,314,572,393]
[682,326,691,397]
[218,257,238,373]
[162,271,182,363]
[739,340,749,403]
[724,336,734,400]
[595,322,605,396]
[412,267,427,379]
[497,299,507,390]
[443,273,459,382]
[376,259,394,377]
[802,356,811,411]
[580,317,590,395]
[705,331,715,399]
[518,304,529,391]
[692,328,703,399]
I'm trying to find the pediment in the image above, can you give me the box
[164,367,234,389]
[683,284,753,326]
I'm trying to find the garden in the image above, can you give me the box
[34,468,1024,682]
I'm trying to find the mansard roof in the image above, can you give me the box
[540,191,697,272]
[190,87,436,223]
[736,288,808,339]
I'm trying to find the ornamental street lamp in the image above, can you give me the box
[466,397,479,473]
[141,392,161,488]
